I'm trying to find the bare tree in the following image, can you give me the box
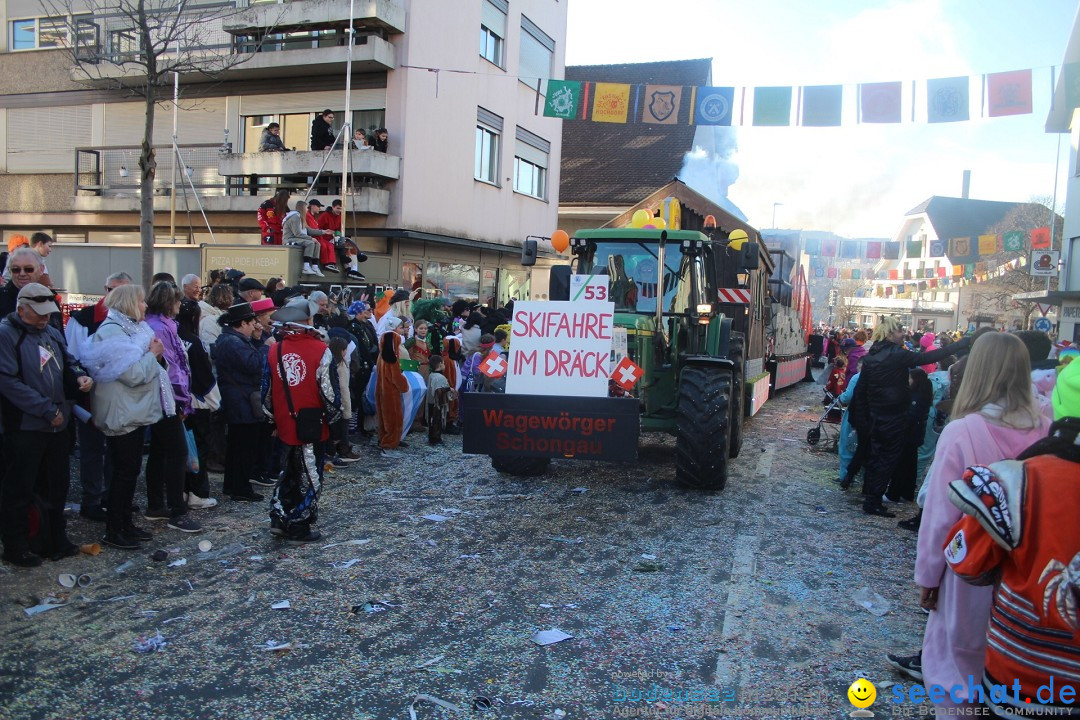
[831,279,869,327]
[977,196,1064,329]
[44,0,277,288]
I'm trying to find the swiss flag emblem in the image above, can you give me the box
[613,356,643,390]
[479,351,508,378]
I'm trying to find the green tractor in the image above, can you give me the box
[464,225,763,490]
[552,228,759,490]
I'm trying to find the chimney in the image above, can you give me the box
[961,170,971,199]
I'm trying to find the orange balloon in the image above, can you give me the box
[551,229,570,253]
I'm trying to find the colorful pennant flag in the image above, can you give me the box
[865,241,882,260]
[860,81,902,123]
[906,240,922,258]
[964,263,975,279]
[1002,230,1024,252]
[1030,226,1051,250]
[888,269,899,280]
[853,269,862,280]
[840,240,859,259]
[803,238,821,255]
[898,283,906,293]
[692,86,735,126]
[826,267,838,279]
[953,265,964,276]
[903,268,912,280]
[814,267,824,278]
[883,242,901,260]
[949,237,972,258]
[937,267,946,278]
[543,80,583,119]
[866,270,877,280]
[801,85,842,127]
[820,238,837,257]
[753,86,792,126]
[929,240,945,257]
[975,261,988,274]
[977,234,999,256]
[592,83,631,123]
[885,286,893,296]
[642,85,683,125]
[924,268,935,279]
[987,70,1032,117]
[840,268,852,280]
[927,76,970,123]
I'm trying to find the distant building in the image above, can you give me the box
[0,0,566,301]
[1044,5,1080,343]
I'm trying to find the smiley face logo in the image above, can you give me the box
[847,678,877,708]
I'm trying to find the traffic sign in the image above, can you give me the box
[1034,317,1052,333]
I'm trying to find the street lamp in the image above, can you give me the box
[772,202,783,229]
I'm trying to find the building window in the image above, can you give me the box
[513,127,549,200]
[479,0,507,68]
[519,15,554,94]
[10,16,75,50]
[475,107,503,185]
[425,262,480,302]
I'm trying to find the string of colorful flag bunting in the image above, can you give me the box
[542,64,1077,126]
[798,226,1052,262]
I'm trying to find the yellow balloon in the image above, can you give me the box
[728,228,749,251]
[631,209,651,228]
[651,216,667,229]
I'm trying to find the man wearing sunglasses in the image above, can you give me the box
[0,283,94,567]
[0,248,59,332]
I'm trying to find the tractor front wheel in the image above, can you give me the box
[490,455,551,476]
[728,332,745,459]
[675,365,732,491]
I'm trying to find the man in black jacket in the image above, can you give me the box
[0,284,93,566]
[855,317,971,517]
[310,109,336,151]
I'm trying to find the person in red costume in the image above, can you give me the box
[257,190,290,245]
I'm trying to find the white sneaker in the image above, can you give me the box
[302,263,315,275]
[186,492,218,510]
[310,265,325,277]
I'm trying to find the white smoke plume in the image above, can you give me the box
[677,125,746,221]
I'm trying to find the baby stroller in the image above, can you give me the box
[807,362,846,446]
[807,387,845,448]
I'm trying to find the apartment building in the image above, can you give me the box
[0,0,566,300]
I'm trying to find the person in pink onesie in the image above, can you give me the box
[915,332,1050,712]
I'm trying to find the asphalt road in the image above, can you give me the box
[0,375,928,720]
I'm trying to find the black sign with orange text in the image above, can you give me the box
[461,393,639,461]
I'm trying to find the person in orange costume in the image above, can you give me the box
[376,316,409,451]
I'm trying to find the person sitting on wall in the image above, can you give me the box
[259,122,286,152]
[304,199,338,274]
[316,199,366,281]
[257,189,291,245]
[281,201,324,278]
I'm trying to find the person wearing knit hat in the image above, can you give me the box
[1052,358,1080,421]
[347,300,368,316]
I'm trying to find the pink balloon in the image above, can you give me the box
[643,223,656,229]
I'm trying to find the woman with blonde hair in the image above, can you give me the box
[80,284,170,549]
[851,316,971,516]
[912,332,1050,712]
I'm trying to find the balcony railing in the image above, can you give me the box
[76,144,230,198]
[73,144,393,214]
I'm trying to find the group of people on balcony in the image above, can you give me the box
[256,191,366,280]
[256,110,389,154]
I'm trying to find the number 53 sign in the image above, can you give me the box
[570,274,609,302]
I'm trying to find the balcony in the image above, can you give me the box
[223,0,406,36]
[69,0,400,87]
[73,144,392,214]
[217,149,399,180]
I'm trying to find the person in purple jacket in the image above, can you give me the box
[142,281,201,533]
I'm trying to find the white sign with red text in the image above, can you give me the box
[506,300,615,397]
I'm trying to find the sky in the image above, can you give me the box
[564,0,1077,239]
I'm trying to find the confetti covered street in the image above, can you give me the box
[1,375,929,720]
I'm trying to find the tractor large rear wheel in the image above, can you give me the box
[728,333,745,458]
[675,365,732,491]
[490,455,551,476]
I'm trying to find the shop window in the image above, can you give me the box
[402,261,423,301]
[425,262,479,302]
[499,268,530,305]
